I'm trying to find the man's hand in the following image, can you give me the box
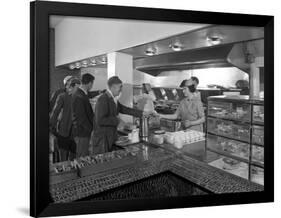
[143,110,158,118]
[152,110,159,117]
[183,120,192,128]
[142,111,151,117]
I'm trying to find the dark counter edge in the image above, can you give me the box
[42,144,268,217]
[48,142,264,199]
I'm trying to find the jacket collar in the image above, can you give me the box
[106,90,115,99]
[76,87,87,97]
[79,87,88,95]
[105,90,118,106]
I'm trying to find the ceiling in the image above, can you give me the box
[54,16,209,66]
[120,25,264,58]
[62,24,263,71]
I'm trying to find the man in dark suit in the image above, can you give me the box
[92,76,150,154]
[50,78,81,161]
[72,73,95,158]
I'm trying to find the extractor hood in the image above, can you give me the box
[134,41,258,76]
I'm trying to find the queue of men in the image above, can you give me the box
[50,74,150,162]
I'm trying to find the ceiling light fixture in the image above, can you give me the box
[100,56,107,64]
[81,60,89,68]
[90,58,97,65]
[75,62,81,69]
[145,45,157,56]
[69,64,75,70]
[206,34,223,46]
[169,38,183,51]
[82,60,88,65]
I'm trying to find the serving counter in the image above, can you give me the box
[50,141,263,203]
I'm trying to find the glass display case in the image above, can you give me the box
[252,125,264,146]
[253,105,264,124]
[207,134,250,161]
[208,100,251,121]
[207,151,249,180]
[206,96,264,185]
[207,118,251,143]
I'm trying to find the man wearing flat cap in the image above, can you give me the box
[49,75,73,113]
[92,76,151,154]
[50,77,81,161]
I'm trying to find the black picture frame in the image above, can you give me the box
[30,1,274,217]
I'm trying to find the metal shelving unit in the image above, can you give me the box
[205,96,264,185]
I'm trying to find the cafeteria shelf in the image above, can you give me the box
[207,131,249,144]
[208,115,251,125]
[206,96,264,185]
[206,147,249,164]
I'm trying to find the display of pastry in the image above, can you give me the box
[252,166,264,176]
[252,146,264,163]
[209,103,250,121]
[220,140,249,159]
[253,106,264,122]
[216,123,232,134]
[207,98,264,184]
[253,134,264,145]
[252,126,264,145]
[222,158,241,170]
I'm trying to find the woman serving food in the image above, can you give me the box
[158,80,205,131]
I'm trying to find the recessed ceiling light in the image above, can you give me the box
[90,58,97,65]
[206,35,223,45]
[75,62,81,69]
[169,38,183,51]
[101,56,107,64]
[81,60,89,68]
[82,60,88,65]
[145,45,157,56]
[69,64,75,70]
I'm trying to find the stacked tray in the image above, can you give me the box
[50,161,79,185]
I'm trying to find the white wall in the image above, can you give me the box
[81,66,248,90]
[53,16,207,66]
[155,67,248,88]
[81,67,108,91]
[133,69,155,85]
[80,67,156,90]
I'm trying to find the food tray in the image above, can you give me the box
[77,153,139,177]
[50,161,79,185]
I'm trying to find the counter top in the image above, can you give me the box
[50,142,263,203]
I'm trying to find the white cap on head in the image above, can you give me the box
[63,76,73,85]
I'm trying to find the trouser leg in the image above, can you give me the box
[57,135,71,161]
[75,137,90,158]
[59,148,68,162]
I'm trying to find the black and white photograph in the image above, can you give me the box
[28,1,274,217]
[2,0,281,217]
[49,16,265,202]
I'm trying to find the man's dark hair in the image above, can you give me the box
[69,78,81,87]
[179,79,188,88]
[81,73,95,85]
[187,84,196,93]
[107,76,122,87]
[191,76,199,85]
